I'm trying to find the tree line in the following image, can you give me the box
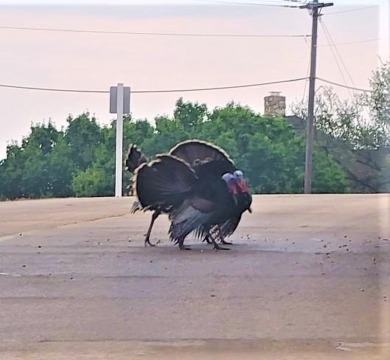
[0,61,388,200]
[0,100,349,199]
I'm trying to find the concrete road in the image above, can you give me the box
[0,195,389,359]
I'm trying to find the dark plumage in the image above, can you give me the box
[169,169,252,249]
[169,139,234,169]
[132,140,252,250]
[126,140,239,247]
[125,144,147,172]
[125,144,159,246]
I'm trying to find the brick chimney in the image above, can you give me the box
[264,91,286,117]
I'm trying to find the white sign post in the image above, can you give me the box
[110,83,131,198]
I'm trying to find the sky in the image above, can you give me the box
[0,0,389,160]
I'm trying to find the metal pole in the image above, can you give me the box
[304,1,319,194]
[115,83,124,197]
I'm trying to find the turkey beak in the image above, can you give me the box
[248,206,252,213]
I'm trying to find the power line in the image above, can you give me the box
[0,25,310,38]
[135,78,308,93]
[208,0,304,2]
[319,17,354,98]
[0,77,372,94]
[0,2,375,15]
[325,5,377,15]
[316,77,372,93]
[317,38,380,47]
[0,83,107,94]
[320,18,358,92]
[0,77,308,94]
[203,0,302,8]
[0,24,378,45]
[236,0,306,2]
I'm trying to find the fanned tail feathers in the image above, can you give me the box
[169,139,234,168]
[134,155,197,210]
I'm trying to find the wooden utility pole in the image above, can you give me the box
[300,0,333,194]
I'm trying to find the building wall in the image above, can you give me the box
[264,92,286,117]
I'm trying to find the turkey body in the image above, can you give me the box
[126,140,241,247]
[134,152,252,250]
[176,162,253,248]
[125,144,171,246]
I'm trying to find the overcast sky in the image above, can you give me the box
[0,0,388,160]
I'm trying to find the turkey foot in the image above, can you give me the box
[208,231,230,251]
[144,237,156,247]
[144,211,160,247]
[220,239,233,245]
[204,235,212,244]
[216,225,233,245]
[179,243,191,250]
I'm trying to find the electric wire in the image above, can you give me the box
[320,18,356,87]
[0,77,372,93]
[319,17,357,98]
[201,0,302,8]
[326,5,377,16]
[0,77,309,94]
[316,77,372,93]
[0,25,310,38]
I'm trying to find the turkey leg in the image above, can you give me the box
[178,238,191,250]
[216,225,233,245]
[208,230,230,251]
[144,211,160,247]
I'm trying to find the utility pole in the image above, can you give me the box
[300,0,333,194]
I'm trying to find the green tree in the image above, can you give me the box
[70,116,156,197]
[1,99,351,200]
[140,98,208,156]
[0,143,25,199]
[291,61,390,192]
[65,113,103,171]
[47,136,74,197]
[173,97,208,132]
[0,122,76,199]
[369,60,390,146]
[72,168,108,197]
[201,103,347,193]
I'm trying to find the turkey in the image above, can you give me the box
[125,144,147,175]
[125,139,242,247]
[125,144,160,246]
[134,153,252,250]
[169,140,251,246]
[204,169,252,245]
[125,144,147,196]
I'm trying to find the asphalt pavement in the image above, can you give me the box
[0,194,389,359]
